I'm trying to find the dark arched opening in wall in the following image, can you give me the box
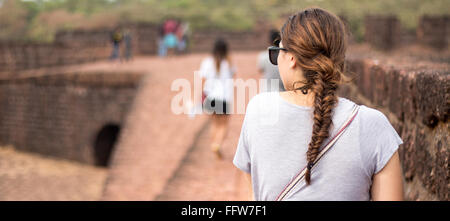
[94,124,120,167]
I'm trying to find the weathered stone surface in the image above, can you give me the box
[415,71,449,126]
[411,125,449,199]
[434,135,449,200]
[399,123,416,182]
[346,54,449,200]
[387,69,404,121]
[399,70,418,121]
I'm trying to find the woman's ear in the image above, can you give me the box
[288,54,296,69]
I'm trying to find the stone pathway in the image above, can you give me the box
[0,146,106,201]
[156,115,252,201]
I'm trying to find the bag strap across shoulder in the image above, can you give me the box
[275,104,360,201]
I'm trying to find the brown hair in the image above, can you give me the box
[212,38,231,75]
[281,8,352,185]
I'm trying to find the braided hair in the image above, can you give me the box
[280,8,352,185]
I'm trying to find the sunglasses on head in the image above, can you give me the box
[268,38,287,66]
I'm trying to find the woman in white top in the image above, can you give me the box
[233,8,404,200]
[199,38,236,159]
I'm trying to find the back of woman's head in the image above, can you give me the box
[281,8,349,185]
[212,38,229,73]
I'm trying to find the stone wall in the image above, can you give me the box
[0,28,115,73]
[364,15,403,50]
[338,54,449,200]
[0,22,272,74]
[365,15,449,50]
[131,23,160,55]
[189,29,269,53]
[1,15,448,74]
[0,72,143,165]
[0,25,156,74]
[417,15,450,50]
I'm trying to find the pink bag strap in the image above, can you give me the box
[275,104,360,201]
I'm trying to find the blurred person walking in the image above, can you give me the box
[257,29,285,92]
[162,19,179,56]
[233,8,404,201]
[199,38,236,159]
[109,27,123,61]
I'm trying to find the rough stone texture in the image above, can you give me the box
[0,72,142,165]
[415,71,449,126]
[340,50,449,200]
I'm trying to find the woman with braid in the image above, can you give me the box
[233,8,404,200]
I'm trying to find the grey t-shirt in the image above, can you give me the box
[233,92,403,201]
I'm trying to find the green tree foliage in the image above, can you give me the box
[0,0,28,40]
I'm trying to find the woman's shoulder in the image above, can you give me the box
[245,94,395,123]
[335,97,388,124]
[357,104,392,127]
[357,103,403,148]
[248,92,277,106]
[355,102,403,175]
[333,97,397,137]
[244,92,279,115]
